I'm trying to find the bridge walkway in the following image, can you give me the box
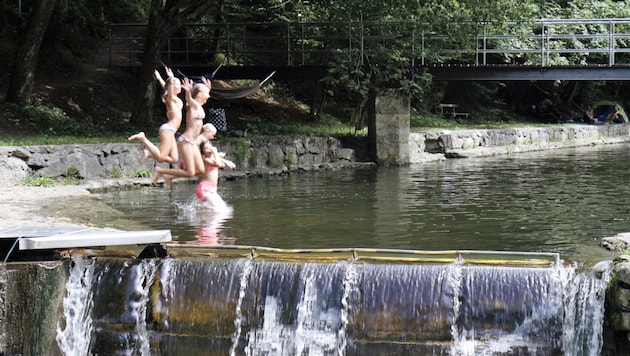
[108,18,630,81]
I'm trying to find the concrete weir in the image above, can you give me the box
[0,235,610,355]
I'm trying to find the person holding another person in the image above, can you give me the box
[128,66,182,164]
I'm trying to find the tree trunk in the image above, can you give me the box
[5,0,57,105]
[129,0,220,129]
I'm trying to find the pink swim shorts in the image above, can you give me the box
[196,180,218,199]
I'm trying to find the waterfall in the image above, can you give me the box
[56,256,95,356]
[244,262,346,355]
[230,258,253,356]
[561,265,610,356]
[57,256,610,355]
[121,259,159,356]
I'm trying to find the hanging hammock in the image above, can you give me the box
[174,64,275,100]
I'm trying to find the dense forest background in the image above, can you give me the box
[0,0,629,138]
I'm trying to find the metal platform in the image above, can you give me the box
[0,226,172,251]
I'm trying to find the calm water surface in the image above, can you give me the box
[99,143,630,264]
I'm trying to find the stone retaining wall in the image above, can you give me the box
[0,137,362,187]
[2,125,629,187]
[410,124,630,162]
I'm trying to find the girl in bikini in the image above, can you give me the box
[128,66,182,164]
[152,76,212,189]
[196,140,235,211]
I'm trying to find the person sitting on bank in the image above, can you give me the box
[605,105,623,124]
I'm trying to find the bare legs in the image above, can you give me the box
[152,140,204,189]
[128,131,178,164]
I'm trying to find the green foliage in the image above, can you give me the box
[410,112,453,129]
[22,174,56,187]
[233,140,250,166]
[286,150,297,169]
[103,167,124,179]
[62,166,83,185]
[66,166,81,178]
[131,169,153,178]
[20,100,88,136]
[62,176,82,185]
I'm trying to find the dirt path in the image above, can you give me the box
[0,184,118,229]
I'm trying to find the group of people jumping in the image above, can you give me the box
[128,66,235,211]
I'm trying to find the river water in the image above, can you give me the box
[98,143,630,266]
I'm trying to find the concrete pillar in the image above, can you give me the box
[368,88,410,166]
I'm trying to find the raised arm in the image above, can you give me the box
[164,67,176,100]
[201,76,212,91]
[154,69,166,88]
[182,77,195,106]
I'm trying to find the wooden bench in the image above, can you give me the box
[439,103,470,119]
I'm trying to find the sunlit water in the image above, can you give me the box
[98,143,630,264]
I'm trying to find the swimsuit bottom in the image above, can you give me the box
[159,123,177,132]
[197,180,218,199]
[178,134,196,145]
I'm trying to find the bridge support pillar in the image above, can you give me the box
[368,89,410,166]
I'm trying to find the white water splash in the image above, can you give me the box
[245,296,289,355]
[295,267,338,355]
[561,264,610,356]
[230,259,253,356]
[156,258,174,329]
[56,256,95,356]
[337,262,358,355]
[446,262,610,356]
[245,264,341,356]
[121,259,159,356]
[446,261,469,356]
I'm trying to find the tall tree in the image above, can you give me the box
[5,0,57,105]
[130,0,218,128]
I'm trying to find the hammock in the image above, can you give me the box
[174,64,275,100]
[210,71,275,100]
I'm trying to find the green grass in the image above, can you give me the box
[22,174,57,187]
[0,112,547,146]
[0,134,131,146]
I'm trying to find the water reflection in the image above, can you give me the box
[98,143,630,264]
[172,196,235,246]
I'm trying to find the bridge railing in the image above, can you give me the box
[108,19,630,69]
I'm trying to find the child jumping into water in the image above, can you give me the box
[128,66,183,164]
[196,140,235,211]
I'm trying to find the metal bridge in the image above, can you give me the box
[109,18,630,81]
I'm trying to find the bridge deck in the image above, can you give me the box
[109,18,630,81]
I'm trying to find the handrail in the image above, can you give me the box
[108,19,630,68]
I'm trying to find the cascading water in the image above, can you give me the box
[56,256,95,356]
[55,256,610,355]
[120,259,159,356]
